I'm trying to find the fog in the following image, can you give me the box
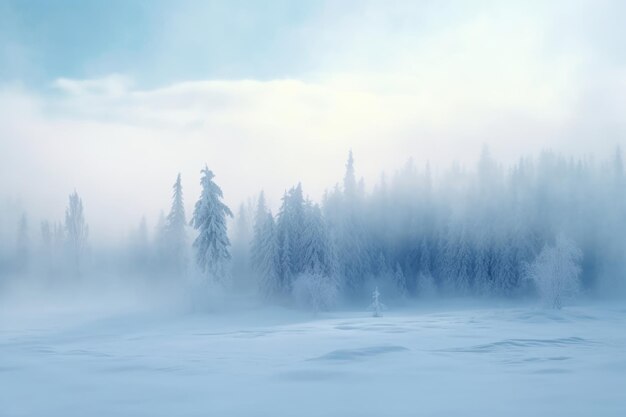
[2,1,626,241]
[2,2,626,416]
[2,147,626,310]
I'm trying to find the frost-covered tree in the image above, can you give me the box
[393,262,408,297]
[65,191,89,275]
[292,202,339,310]
[251,192,269,269]
[231,200,254,286]
[40,221,51,250]
[275,184,306,291]
[416,238,437,297]
[128,216,150,270]
[525,234,582,309]
[369,286,386,317]
[325,151,370,297]
[292,273,338,312]
[251,193,281,297]
[52,221,65,252]
[15,213,29,272]
[301,202,335,277]
[344,150,358,199]
[154,210,166,259]
[416,272,437,298]
[440,228,472,295]
[492,237,521,296]
[164,173,188,274]
[39,220,54,275]
[190,166,233,283]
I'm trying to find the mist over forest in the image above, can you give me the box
[3,2,626,415]
[2,146,625,312]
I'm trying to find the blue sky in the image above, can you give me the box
[0,0,500,87]
[0,0,334,86]
[2,1,625,85]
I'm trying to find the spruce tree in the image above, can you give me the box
[251,191,269,271]
[190,166,233,283]
[275,184,306,291]
[393,262,408,297]
[65,191,89,275]
[301,202,334,277]
[165,173,188,274]
[16,213,29,272]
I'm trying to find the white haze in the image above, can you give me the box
[2,2,626,416]
[1,1,626,241]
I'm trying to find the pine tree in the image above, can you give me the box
[279,229,292,292]
[65,191,89,275]
[525,234,582,309]
[292,202,339,310]
[393,262,408,297]
[16,213,29,272]
[473,245,493,296]
[493,237,518,296]
[129,216,150,270]
[416,237,437,296]
[258,212,281,297]
[369,286,386,317]
[165,173,188,274]
[251,193,281,297]
[275,184,306,291]
[52,221,65,260]
[301,202,334,277]
[154,210,167,263]
[40,220,52,254]
[251,192,269,270]
[190,166,233,283]
[327,151,370,297]
[344,150,358,200]
[231,202,253,285]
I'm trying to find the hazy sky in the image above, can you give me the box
[1,0,625,240]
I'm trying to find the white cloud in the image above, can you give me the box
[1,0,625,241]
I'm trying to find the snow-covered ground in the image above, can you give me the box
[1,298,626,416]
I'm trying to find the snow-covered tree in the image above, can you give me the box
[325,151,370,297]
[275,184,306,290]
[344,150,358,199]
[301,202,335,277]
[40,221,51,250]
[292,272,338,313]
[416,238,437,296]
[190,166,233,283]
[292,202,339,310]
[251,192,269,270]
[231,200,254,286]
[65,191,89,275]
[52,221,65,252]
[440,228,472,295]
[128,216,150,270]
[15,213,29,272]
[525,234,582,309]
[251,193,281,297]
[154,210,166,259]
[164,173,188,274]
[369,286,386,317]
[416,272,437,298]
[393,262,408,297]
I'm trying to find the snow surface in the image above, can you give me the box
[1,300,626,416]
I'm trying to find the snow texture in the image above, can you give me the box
[1,301,625,417]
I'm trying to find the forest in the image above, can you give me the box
[1,147,625,311]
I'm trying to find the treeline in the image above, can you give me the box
[244,148,626,306]
[2,148,626,308]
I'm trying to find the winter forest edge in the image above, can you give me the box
[2,147,626,312]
